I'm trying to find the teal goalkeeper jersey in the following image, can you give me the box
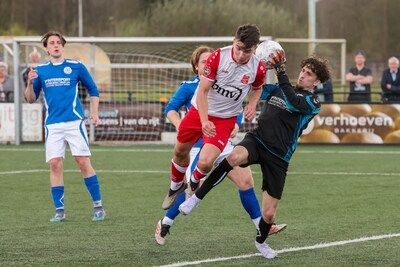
[32,59,99,125]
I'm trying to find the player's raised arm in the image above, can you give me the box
[24,67,38,103]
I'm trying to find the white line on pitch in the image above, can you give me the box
[2,169,400,177]
[156,233,400,267]
[1,147,400,154]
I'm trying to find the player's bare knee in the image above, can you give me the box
[232,175,253,190]
[75,157,92,173]
[49,158,63,172]
[226,153,241,166]
[261,209,276,223]
[196,158,213,173]
[174,148,189,161]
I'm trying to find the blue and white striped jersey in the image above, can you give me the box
[32,59,99,125]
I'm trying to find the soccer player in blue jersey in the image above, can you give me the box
[180,51,331,259]
[24,31,105,223]
[155,46,286,245]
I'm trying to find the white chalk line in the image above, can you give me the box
[2,169,400,177]
[0,147,400,154]
[156,233,400,267]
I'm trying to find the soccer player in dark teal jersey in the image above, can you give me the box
[180,51,331,259]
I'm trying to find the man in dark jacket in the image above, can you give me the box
[381,56,400,102]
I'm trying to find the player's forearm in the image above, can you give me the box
[90,96,99,114]
[24,85,36,103]
[166,110,181,129]
[248,87,262,108]
[196,79,211,123]
[196,91,208,123]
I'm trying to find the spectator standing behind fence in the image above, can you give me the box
[314,78,333,102]
[22,50,42,87]
[0,61,15,102]
[346,50,373,102]
[380,56,400,102]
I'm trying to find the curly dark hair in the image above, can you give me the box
[300,56,331,83]
[41,31,66,47]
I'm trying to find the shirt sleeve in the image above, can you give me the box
[79,63,99,97]
[252,61,267,89]
[202,49,220,81]
[164,83,192,116]
[260,83,279,100]
[278,72,320,115]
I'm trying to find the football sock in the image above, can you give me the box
[239,188,262,227]
[256,217,273,244]
[51,185,65,210]
[170,159,188,190]
[195,158,233,200]
[84,175,102,206]
[162,216,174,226]
[252,217,261,228]
[165,191,186,220]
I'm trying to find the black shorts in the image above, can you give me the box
[237,133,288,199]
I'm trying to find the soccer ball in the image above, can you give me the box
[256,40,284,68]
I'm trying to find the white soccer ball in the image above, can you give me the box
[256,40,284,68]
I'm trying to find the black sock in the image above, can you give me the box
[195,158,233,200]
[256,217,273,244]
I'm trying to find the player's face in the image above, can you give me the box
[232,40,256,65]
[297,66,320,90]
[46,35,64,59]
[197,52,212,76]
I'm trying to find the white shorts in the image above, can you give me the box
[45,120,91,162]
[185,141,234,181]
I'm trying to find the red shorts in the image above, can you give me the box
[177,107,236,151]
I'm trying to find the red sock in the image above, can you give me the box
[171,159,188,182]
[192,166,207,182]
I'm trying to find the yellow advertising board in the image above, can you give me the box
[300,104,400,144]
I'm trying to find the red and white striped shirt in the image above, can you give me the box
[191,45,266,118]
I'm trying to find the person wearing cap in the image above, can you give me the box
[380,56,400,102]
[0,61,15,102]
[345,50,373,102]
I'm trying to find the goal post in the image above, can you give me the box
[4,36,346,145]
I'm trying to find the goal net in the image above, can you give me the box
[7,37,345,144]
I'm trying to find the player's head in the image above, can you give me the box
[233,24,260,64]
[190,45,213,75]
[297,56,331,91]
[41,31,66,59]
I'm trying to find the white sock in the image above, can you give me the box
[170,180,183,191]
[252,216,261,229]
[93,200,102,208]
[162,217,174,226]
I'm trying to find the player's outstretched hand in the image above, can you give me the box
[268,50,286,74]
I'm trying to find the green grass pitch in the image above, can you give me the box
[0,144,399,266]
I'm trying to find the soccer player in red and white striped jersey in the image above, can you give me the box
[162,24,267,210]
